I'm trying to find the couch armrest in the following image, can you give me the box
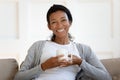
[101,58,120,80]
[0,59,18,80]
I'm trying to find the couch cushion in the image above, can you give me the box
[101,58,120,80]
[0,59,18,80]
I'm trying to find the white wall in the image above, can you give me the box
[0,0,120,65]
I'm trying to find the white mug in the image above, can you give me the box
[56,49,69,61]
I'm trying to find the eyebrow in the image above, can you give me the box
[61,16,67,19]
[51,16,66,20]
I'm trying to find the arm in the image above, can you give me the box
[77,44,112,80]
[14,42,44,80]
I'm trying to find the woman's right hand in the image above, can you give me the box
[41,55,67,71]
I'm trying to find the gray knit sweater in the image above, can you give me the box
[14,40,112,80]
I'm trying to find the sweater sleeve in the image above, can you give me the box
[14,41,44,80]
[77,44,112,80]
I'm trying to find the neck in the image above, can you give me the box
[54,36,70,45]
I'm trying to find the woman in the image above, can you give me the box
[14,4,112,80]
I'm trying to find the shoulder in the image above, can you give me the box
[74,42,95,60]
[74,42,91,51]
[32,40,46,45]
[31,40,46,47]
[28,40,46,51]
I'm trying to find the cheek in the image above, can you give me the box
[48,25,55,30]
[66,23,71,29]
[50,26,56,31]
[65,21,71,26]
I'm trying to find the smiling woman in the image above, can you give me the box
[47,4,73,44]
[14,4,112,80]
[48,10,71,44]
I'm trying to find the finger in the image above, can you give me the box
[59,59,67,62]
[56,54,64,58]
[59,61,68,67]
[59,64,67,67]
[68,60,73,64]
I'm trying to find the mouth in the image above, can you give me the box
[56,29,64,32]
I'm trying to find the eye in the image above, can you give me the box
[61,19,67,22]
[51,21,56,24]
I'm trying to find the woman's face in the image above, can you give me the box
[48,10,71,39]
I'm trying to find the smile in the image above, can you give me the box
[57,29,64,32]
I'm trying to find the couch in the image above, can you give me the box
[0,59,18,80]
[0,58,120,80]
[101,58,120,80]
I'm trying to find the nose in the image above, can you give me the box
[57,22,62,28]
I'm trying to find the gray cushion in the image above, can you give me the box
[0,59,18,80]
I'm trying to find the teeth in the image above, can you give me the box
[57,29,64,32]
